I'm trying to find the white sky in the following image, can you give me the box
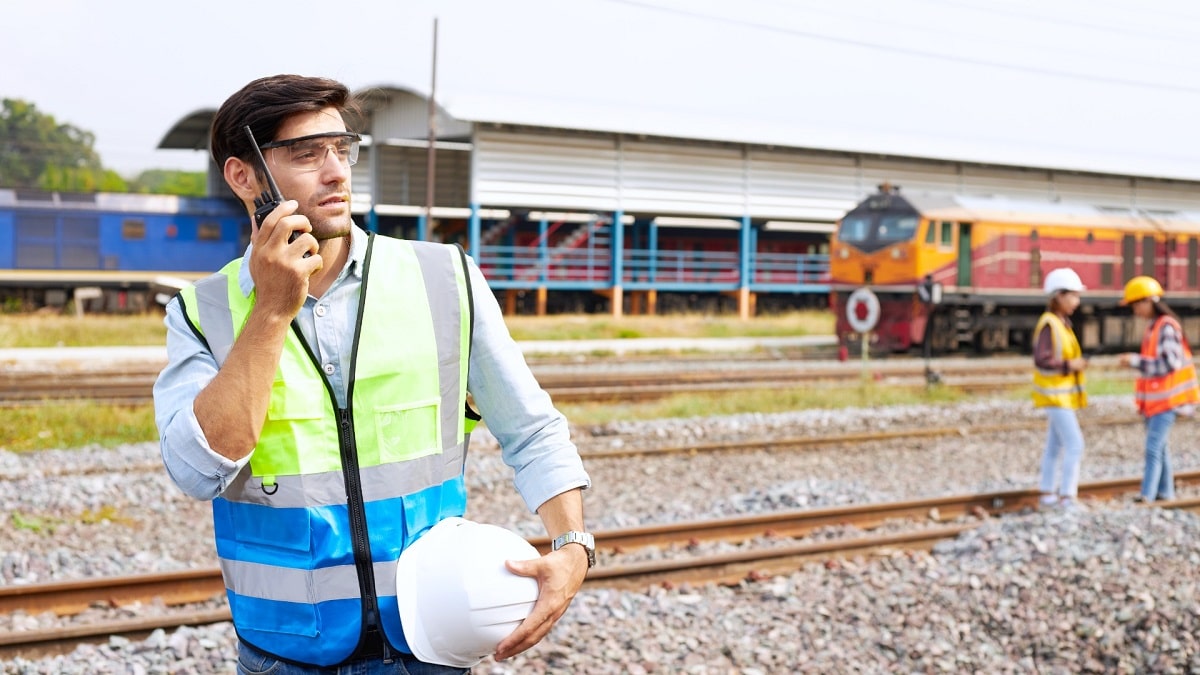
[4,0,1200,180]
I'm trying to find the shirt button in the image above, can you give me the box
[315,305,327,317]
[323,363,335,375]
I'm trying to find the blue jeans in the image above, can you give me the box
[1040,407,1084,499]
[237,640,469,675]
[1142,410,1177,501]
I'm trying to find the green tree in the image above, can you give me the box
[0,98,114,190]
[131,169,207,196]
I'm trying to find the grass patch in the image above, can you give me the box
[0,366,1135,454]
[999,375,1134,402]
[10,506,133,536]
[557,382,969,426]
[1,403,157,453]
[11,511,63,534]
[4,381,960,452]
[4,379,1137,452]
[0,314,167,348]
[1083,377,1135,398]
[503,310,833,341]
[0,311,834,348]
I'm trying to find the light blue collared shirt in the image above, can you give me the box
[153,226,590,513]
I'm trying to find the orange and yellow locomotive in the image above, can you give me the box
[829,184,1200,354]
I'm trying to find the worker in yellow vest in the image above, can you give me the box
[1119,276,1200,502]
[1032,268,1090,510]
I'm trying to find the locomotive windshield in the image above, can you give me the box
[836,193,921,253]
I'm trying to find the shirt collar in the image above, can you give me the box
[237,224,367,298]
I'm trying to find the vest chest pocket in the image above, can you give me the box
[375,399,441,463]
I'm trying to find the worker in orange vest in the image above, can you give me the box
[1118,276,1200,502]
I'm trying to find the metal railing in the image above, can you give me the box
[478,246,830,291]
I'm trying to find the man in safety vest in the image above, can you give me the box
[1118,276,1199,502]
[153,75,593,672]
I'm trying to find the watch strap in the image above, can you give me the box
[552,530,596,568]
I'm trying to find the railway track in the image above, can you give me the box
[3,472,1197,659]
[0,355,1132,405]
[0,415,1141,483]
[577,414,1141,459]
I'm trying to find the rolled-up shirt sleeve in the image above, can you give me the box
[464,257,591,513]
[153,297,251,501]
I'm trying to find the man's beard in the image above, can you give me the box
[306,213,353,241]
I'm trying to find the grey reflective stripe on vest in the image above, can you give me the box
[1137,377,1198,403]
[220,558,398,605]
[412,243,466,455]
[223,453,463,508]
[1033,383,1083,396]
[193,274,238,368]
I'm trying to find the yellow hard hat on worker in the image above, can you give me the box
[1121,276,1164,305]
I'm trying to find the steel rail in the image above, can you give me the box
[578,415,1141,459]
[0,415,1141,483]
[3,485,1197,658]
[4,472,1195,616]
[0,360,1132,406]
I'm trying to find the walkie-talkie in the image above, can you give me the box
[244,126,308,257]
[243,125,286,230]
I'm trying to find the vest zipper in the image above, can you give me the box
[338,407,390,662]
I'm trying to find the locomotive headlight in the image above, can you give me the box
[890,248,902,259]
[839,247,850,259]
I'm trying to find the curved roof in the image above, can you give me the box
[155,1,1200,184]
[156,89,394,153]
[158,109,217,151]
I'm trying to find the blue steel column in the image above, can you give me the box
[366,142,380,233]
[739,215,752,286]
[416,213,428,242]
[468,203,481,260]
[648,219,658,282]
[468,129,481,259]
[611,210,624,287]
[538,217,548,282]
[739,215,754,318]
[608,210,625,316]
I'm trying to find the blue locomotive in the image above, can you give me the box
[0,189,246,312]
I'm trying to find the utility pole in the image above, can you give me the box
[424,17,439,240]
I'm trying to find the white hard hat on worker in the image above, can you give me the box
[396,517,540,667]
[1043,268,1085,295]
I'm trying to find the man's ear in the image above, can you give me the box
[224,156,261,204]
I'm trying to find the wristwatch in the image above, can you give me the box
[552,530,596,568]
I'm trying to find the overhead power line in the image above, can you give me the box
[596,0,1200,96]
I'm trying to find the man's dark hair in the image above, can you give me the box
[209,74,360,169]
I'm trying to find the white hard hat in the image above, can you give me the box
[1043,268,1085,295]
[396,517,540,667]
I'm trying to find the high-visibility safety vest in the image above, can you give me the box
[1031,312,1087,409]
[178,234,475,667]
[1135,315,1200,417]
